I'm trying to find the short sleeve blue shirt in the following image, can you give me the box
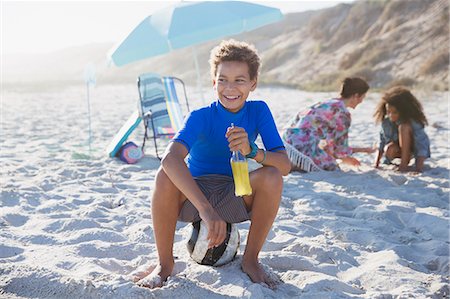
[173,100,285,177]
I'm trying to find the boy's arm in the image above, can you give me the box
[161,142,226,248]
[226,125,291,175]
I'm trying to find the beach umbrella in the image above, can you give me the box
[107,1,283,100]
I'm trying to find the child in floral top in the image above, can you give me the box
[283,77,375,171]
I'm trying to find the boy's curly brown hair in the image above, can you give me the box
[374,86,428,126]
[209,39,260,80]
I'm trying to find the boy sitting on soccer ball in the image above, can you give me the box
[135,39,291,289]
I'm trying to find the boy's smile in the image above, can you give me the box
[223,95,241,101]
[213,61,256,113]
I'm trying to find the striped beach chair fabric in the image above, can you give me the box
[138,73,189,159]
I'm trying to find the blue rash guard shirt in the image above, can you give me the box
[173,100,285,177]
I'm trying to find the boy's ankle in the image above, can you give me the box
[241,254,258,265]
[159,259,174,267]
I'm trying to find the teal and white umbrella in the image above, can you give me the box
[108,1,283,66]
[107,1,283,99]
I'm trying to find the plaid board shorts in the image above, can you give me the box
[178,174,251,223]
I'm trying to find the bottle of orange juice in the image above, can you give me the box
[230,124,252,196]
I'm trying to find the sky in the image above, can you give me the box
[2,0,354,55]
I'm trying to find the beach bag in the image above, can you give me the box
[117,142,143,164]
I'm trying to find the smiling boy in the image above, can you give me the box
[136,39,290,289]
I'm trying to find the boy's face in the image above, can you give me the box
[213,61,256,113]
[386,104,400,122]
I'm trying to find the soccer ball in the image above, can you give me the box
[186,220,240,266]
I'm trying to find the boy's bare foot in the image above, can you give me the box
[241,258,280,290]
[136,263,173,289]
[129,264,156,282]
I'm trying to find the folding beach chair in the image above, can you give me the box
[138,73,190,159]
[283,141,322,172]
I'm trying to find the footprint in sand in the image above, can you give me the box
[63,229,126,245]
[42,218,100,233]
[91,187,118,194]
[21,235,57,245]
[389,174,407,185]
[0,245,24,258]
[0,190,20,207]
[193,271,221,285]
[2,214,29,227]
[40,179,56,192]
[76,242,139,260]
[264,233,297,251]
[404,179,427,187]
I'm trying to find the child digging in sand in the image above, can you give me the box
[282,77,375,171]
[134,39,291,289]
[374,86,431,172]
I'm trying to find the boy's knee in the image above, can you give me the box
[255,166,283,189]
[154,167,184,204]
[155,166,167,180]
[155,167,174,189]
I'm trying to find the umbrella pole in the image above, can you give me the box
[192,46,205,105]
[83,63,95,157]
[86,82,92,154]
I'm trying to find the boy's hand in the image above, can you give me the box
[226,125,251,156]
[199,208,227,249]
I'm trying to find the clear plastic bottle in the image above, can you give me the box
[230,124,252,196]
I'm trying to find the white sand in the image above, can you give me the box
[1,84,449,298]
